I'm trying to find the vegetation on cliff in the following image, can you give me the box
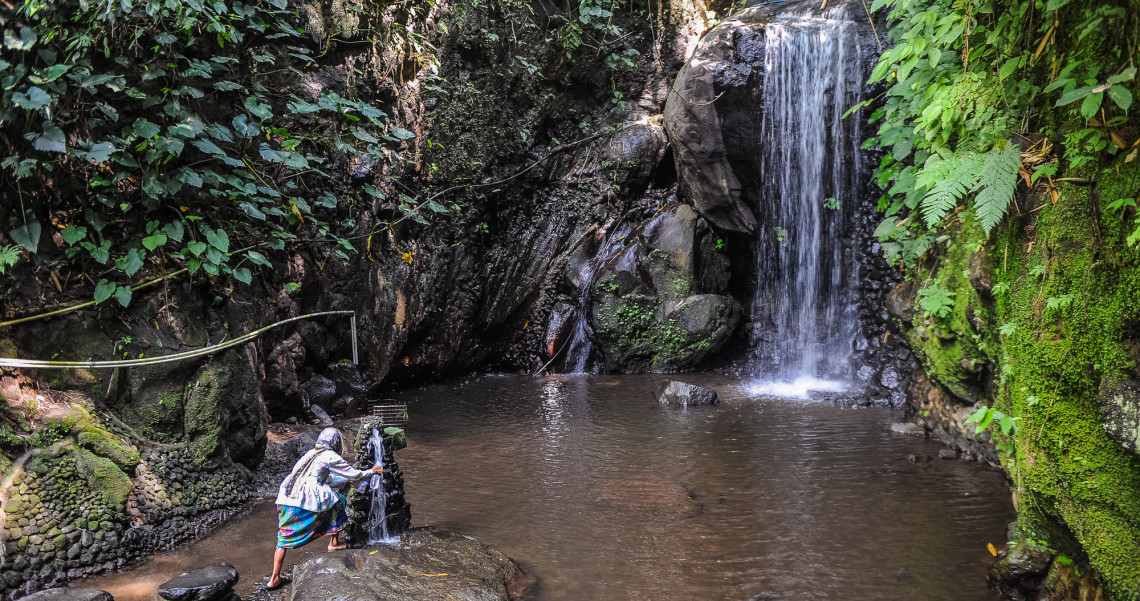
[869,0,1140,597]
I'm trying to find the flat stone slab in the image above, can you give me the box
[291,528,529,601]
[21,589,113,601]
[656,380,718,406]
[157,562,239,601]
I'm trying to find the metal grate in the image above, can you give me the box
[370,401,409,428]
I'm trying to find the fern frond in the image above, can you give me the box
[974,146,1022,234]
[919,155,978,227]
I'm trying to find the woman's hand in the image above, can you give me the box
[371,465,384,475]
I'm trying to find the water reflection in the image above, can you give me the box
[403,374,1012,601]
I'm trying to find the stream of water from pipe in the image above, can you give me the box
[365,428,398,545]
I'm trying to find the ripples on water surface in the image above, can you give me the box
[402,374,1012,601]
[85,374,1012,600]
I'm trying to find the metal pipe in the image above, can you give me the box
[0,310,356,370]
[351,312,359,365]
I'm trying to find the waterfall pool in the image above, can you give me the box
[83,374,1012,600]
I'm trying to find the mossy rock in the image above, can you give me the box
[183,348,268,469]
[383,427,407,451]
[74,448,132,508]
[77,430,140,471]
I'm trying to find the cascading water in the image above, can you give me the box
[749,10,866,396]
[364,428,397,544]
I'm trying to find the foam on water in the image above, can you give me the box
[747,377,847,399]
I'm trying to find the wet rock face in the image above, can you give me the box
[157,562,239,601]
[290,529,530,601]
[1097,379,1140,455]
[663,0,878,235]
[587,203,741,372]
[656,380,718,406]
[905,369,998,464]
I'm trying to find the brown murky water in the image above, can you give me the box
[85,374,1014,600]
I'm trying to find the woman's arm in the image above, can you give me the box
[326,452,383,482]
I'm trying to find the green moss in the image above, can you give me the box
[182,360,234,467]
[77,429,140,471]
[912,158,1140,598]
[74,448,132,508]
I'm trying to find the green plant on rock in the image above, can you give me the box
[966,405,1018,454]
[917,284,955,318]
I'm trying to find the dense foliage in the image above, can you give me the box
[1,0,429,306]
[866,0,1137,268]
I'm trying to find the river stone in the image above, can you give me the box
[1097,379,1140,455]
[889,422,923,436]
[656,380,718,406]
[156,562,239,601]
[290,528,529,601]
[20,589,113,601]
[308,404,334,427]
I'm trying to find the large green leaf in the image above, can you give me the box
[10,221,42,251]
[116,248,145,276]
[31,124,66,153]
[1107,85,1132,112]
[114,285,133,307]
[94,280,117,304]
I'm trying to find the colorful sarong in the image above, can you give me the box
[276,495,347,548]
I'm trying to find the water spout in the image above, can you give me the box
[364,428,397,545]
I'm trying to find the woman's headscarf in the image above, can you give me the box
[316,427,342,452]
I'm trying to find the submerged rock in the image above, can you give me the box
[656,380,718,406]
[157,562,239,601]
[290,528,529,601]
[889,422,922,436]
[21,589,114,601]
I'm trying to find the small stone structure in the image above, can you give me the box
[341,417,411,546]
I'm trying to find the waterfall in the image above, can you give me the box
[562,261,599,374]
[364,428,397,544]
[750,11,865,391]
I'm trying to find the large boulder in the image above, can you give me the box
[587,203,740,372]
[290,529,530,601]
[21,589,113,601]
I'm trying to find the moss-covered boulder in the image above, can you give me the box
[184,347,268,468]
[77,429,140,471]
[588,203,740,371]
[897,160,1140,599]
[74,448,132,508]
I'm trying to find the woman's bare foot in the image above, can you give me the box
[327,541,347,550]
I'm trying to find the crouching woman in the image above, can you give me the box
[267,427,382,590]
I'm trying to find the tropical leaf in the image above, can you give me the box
[918,155,978,227]
[974,145,1022,234]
